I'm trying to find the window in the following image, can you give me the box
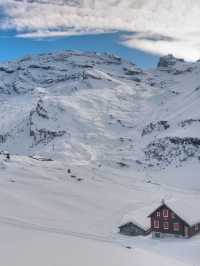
[154,220,160,228]
[171,212,175,219]
[173,223,179,231]
[156,211,160,217]
[195,224,198,231]
[163,209,169,218]
[163,222,169,230]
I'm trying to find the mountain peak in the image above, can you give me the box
[157,54,184,68]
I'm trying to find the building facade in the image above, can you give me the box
[149,203,200,238]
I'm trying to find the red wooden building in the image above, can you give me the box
[148,199,200,238]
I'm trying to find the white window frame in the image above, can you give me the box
[163,209,169,218]
[163,222,169,230]
[154,220,160,229]
[173,223,179,231]
[156,211,160,217]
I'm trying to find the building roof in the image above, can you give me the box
[149,197,200,227]
[119,205,156,231]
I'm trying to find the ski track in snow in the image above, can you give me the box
[0,215,116,244]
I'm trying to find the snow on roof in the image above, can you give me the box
[119,205,156,231]
[163,197,200,226]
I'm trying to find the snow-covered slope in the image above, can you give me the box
[143,55,200,169]
[1,222,191,266]
[0,51,200,265]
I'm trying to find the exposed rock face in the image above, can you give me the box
[0,134,9,144]
[29,99,66,145]
[179,119,200,128]
[157,54,184,68]
[30,128,66,145]
[145,137,200,167]
[142,121,170,136]
[35,99,49,119]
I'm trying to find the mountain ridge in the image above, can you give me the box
[0,51,200,178]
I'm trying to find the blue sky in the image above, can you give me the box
[0,1,199,66]
[0,30,159,69]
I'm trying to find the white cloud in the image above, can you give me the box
[17,29,106,38]
[0,0,200,60]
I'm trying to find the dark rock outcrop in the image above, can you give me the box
[0,134,9,144]
[142,121,170,136]
[30,128,66,145]
[179,119,200,128]
[29,99,66,145]
[145,137,200,166]
[35,99,49,119]
[157,54,184,68]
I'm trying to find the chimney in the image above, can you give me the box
[161,198,165,205]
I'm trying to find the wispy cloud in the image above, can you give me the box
[0,0,200,60]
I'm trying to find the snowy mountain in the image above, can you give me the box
[1,52,200,172]
[0,51,200,266]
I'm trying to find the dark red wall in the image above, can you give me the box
[189,223,200,237]
[150,205,186,236]
[150,204,200,238]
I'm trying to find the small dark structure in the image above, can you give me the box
[119,222,151,236]
[119,206,153,236]
[148,199,200,238]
